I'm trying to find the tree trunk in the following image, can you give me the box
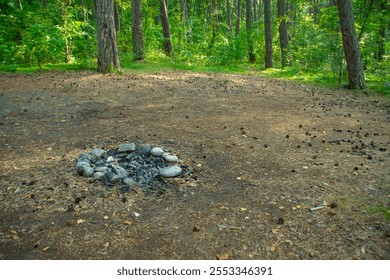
[312,0,319,24]
[278,0,289,67]
[209,0,217,50]
[96,0,121,73]
[377,25,385,62]
[234,0,241,36]
[246,0,255,62]
[226,0,232,32]
[337,0,366,89]
[179,0,192,43]
[253,0,257,22]
[264,0,273,68]
[132,0,145,61]
[160,0,173,56]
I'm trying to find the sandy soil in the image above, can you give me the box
[0,70,389,260]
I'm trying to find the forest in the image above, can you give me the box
[0,0,388,92]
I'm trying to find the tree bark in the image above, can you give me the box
[226,0,232,32]
[132,0,145,61]
[96,0,121,73]
[114,1,120,32]
[278,0,289,67]
[264,0,273,68]
[337,0,366,89]
[253,0,257,22]
[160,0,173,56]
[209,0,217,50]
[246,0,255,62]
[234,0,241,36]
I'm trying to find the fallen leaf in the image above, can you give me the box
[216,252,230,260]
[123,220,133,225]
[42,246,50,252]
[67,219,76,226]
[285,240,293,246]
[272,227,281,234]
[77,219,85,224]
[9,230,17,235]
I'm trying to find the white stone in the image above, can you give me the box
[162,153,179,163]
[90,148,105,158]
[159,165,182,178]
[151,147,164,157]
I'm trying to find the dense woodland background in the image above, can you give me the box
[0,0,389,93]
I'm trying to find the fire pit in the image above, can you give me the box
[75,143,192,194]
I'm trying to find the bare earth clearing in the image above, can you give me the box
[0,71,389,260]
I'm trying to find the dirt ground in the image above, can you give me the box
[0,70,389,260]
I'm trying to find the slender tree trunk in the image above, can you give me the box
[357,0,374,41]
[132,0,145,61]
[226,0,232,32]
[278,0,289,67]
[312,0,319,24]
[246,0,255,62]
[337,0,366,89]
[234,0,241,36]
[160,0,173,56]
[65,38,70,63]
[96,0,121,73]
[209,0,217,50]
[253,0,257,22]
[179,0,192,43]
[264,0,273,68]
[377,25,386,62]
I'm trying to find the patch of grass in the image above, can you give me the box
[0,62,91,73]
[366,204,390,221]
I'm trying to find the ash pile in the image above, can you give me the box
[75,143,192,194]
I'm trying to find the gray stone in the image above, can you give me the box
[76,160,90,169]
[95,166,109,173]
[159,165,182,178]
[118,143,136,153]
[138,144,152,155]
[90,148,105,158]
[162,153,179,163]
[77,165,95,177]
[94,172,105,179]
[105,171,122,184]
[151,147,164,157]
[77,155,91,166]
